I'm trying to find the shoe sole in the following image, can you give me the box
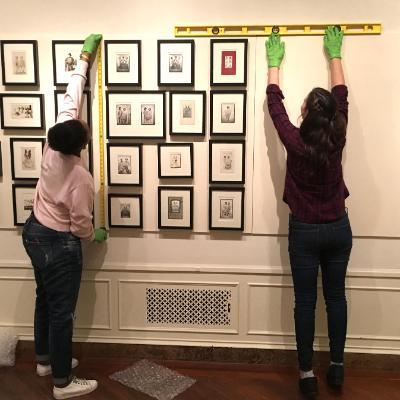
[53,384,97,400]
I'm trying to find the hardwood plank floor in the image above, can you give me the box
[0,357,399,400]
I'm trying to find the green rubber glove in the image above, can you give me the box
[93,228,107,243]
[324,26,343,59]
[81,33,103,55]
[265,33,285,68]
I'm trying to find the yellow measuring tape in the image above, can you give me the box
[96,46,105,228]
[174,23,382,37]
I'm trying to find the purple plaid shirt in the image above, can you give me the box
[266,84,349,223]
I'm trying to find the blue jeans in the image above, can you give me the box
[288,213,352,372]
[22,214,82,386]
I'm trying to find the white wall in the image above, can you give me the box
[0,0,399,354]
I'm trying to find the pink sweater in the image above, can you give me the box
[34,60,94,240]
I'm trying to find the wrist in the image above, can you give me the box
[80,52,91,63]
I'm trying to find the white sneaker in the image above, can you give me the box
[53,377,98,399]
[37,358,79,376]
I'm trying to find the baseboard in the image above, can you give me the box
[16,340,400,371]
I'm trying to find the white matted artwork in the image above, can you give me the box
[210,39,248,86]
[158,40,194,86]
[108,194,142,228]
[209,140,245,184]
[54,90,91,126]
[210,91,246,135]
[158,143,193,178]
[105,40,141,86]
[12,184,36,226]
[106,91,165,139]
[209,187,245,231]
[10,138,45,180]
[158,186,193,229]
[0,94,44,129]
[169,91,206,135]
[1,40,39,85]
[52,41,89,86]
[107,143,142,186]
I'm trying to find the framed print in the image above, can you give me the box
[0,94,44,130]
[10,138,45,180]
[105,40,142,86]
[158,40,194,86]
[209,187,245,231]
[54,90,91,127]
[210,39,248,86]
[1,40,39,86]
[108,194,143,228]
[106,91,166,139]
[12,184,36,226]
[158,186,193,229]
[169,91,206,135]
[107,143,142,186]
[210,90,246,135]
[209,140,245,184]
[52,41,90,86]
[158,143,193,179]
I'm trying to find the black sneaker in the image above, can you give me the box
[327,364,344,388]
[299,376,318,398]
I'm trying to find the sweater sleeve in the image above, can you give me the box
[56,60,88,123]
[69,183,94,241]
[331,84,349,124]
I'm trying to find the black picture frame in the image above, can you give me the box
[0,40,39,86]
[169,91,206,136]
[10,137,45,181]
[54,89,91,127]
[209,187,245,231]
[158,186,193,230]
[157,143,193,179]
[106,91,166,139]
[106,143,143,187]
[210,90,247,136]
[108,193,143,228]
[210,39,248,87]
[157,40,195,87]
[104,40,142,86]
[0,93,45,130]
[12,183,37,226]
[209,139,246,184]
[52,40,90,86]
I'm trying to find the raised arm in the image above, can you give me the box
[324,26,345,88]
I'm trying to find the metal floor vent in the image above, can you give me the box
[146,287,232,326]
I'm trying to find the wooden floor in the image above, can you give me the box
[1,357,399,400]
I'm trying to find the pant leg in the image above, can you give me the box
[321,216,352,364]
[288,218,321,371]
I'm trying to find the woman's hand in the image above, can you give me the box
[265,33,285,68]
[81,34,103,56]
[324,26,343,59]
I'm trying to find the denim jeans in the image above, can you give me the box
[288,213,352,372]
[22,214,82,386]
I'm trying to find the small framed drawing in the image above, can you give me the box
[0,94,44,130]
[158,186,193,229]
[209,187,245,231]
[10,138,45,180]
[1,40,39,86]
[210,39,248,86]
[158,40,194,86]
[105,40,141,86]
[209,140,245,184]
[158,143,193,179]
[210,90,246,136]
[107,143,142,186]
[169,91,206,135]
[108,194,143,228]
[106,91,166,139]
[12,183,37,226]
[52,41,90,86]
[54,90,91,127]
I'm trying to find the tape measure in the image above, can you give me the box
[96,46,106,228]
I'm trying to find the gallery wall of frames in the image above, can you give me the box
[0,38,253,232]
